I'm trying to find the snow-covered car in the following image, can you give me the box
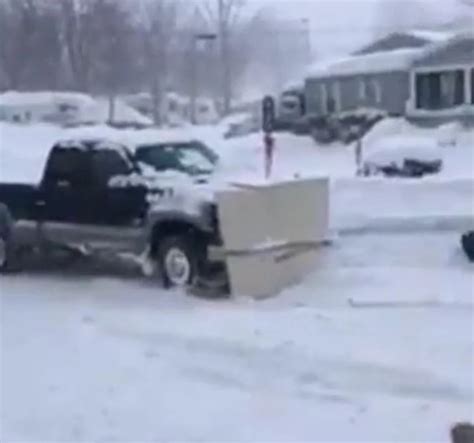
[222,112,260,139]
[362,136,443,178]
[134,140,219,177]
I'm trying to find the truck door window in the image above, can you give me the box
[91,149,133,187]
[45,147,90,187]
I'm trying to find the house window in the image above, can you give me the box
[371,79,382,104]
[415,70,465,110]
[331,82,341,112]
[471,69,474,104]
[320,82,341,114]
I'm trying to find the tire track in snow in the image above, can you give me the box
[104,324,472,404]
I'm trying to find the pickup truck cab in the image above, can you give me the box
[0,139,222,287]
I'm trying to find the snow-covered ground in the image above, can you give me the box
[1,232,472,442]
[0,119,473,441]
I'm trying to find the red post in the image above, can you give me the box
[264,132,275,179]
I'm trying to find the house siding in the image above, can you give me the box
[305,71,409,117]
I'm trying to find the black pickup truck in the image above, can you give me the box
[0,139,223,288]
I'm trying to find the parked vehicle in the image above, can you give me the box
[0,139,224,288]
[222,112,260,139]
[362,136,443,177]
[275,90,305,131]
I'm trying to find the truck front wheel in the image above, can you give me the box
[158,236,199,288]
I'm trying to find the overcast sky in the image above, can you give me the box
[247,0,465,57]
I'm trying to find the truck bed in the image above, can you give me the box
[0,184,38,220]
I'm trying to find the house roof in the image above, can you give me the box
[411,30,474,64]
[306,30,471,80]
[354,30,454,56]
[406,30,454,43]
[306,47,422,79]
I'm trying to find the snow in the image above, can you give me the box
[0,91,152,126]
[1,231,472,442]
[407,29,455,43]
[412,30,474,64]
[282,78,305,92]
[220,112,254,127]
[1,118,473,441]
[361,118,474,177]
[307,48,422,78]
[0,91,96,108]
[363,135,443,168]
[305,31,468,82]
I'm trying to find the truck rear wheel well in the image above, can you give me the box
[150,221,205,258]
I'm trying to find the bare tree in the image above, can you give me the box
[0,0,287,115]
[135,0,181,124]
[59,0,100,91]
[199,0,246,115]
[91,0,135,121]
[0,0,62,90]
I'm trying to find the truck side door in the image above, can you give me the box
[90,145,148,227]
[40,145,94,224]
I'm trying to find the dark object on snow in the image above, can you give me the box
[373,159,443,178]
[107,121,152,130]
[403,159,442,176]
[461,231,474,262]
[451,422,474,443]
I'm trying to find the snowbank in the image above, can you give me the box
[362,118,474,149]
[0,91,152,126]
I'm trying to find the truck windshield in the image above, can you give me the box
[135,142,218,176]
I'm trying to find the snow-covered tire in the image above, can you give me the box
[158,236,200,288]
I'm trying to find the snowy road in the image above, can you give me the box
[1,231,472,442]
[0,120,473,440]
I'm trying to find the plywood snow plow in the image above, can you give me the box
[215,177,330,298]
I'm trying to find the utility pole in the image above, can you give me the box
[301,18,312,63]
[191,32,217,125]
[217,0,231,115]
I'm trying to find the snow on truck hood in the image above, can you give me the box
[108,168,235,217]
